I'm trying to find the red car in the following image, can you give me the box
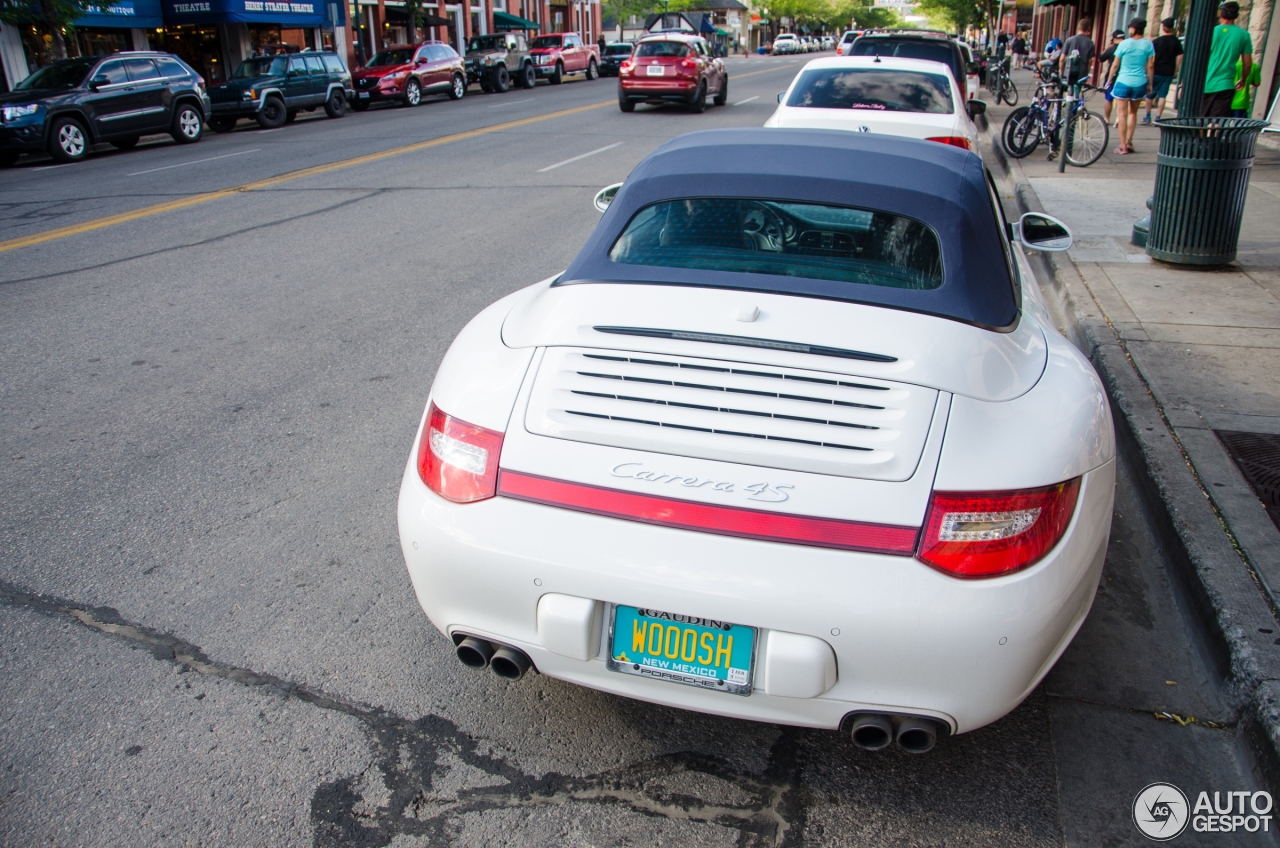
[529,33,600,84]
[618,33,727,113]
[351,41,467,109]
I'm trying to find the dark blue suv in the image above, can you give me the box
[0,52,211,166]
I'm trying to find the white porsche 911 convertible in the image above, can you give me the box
[397,129,1114,753]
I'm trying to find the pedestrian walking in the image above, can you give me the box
[1010,32,1026,68]
[1202,1,1253,117]
[1143,18,1182,123]
[1099,30,1126,126]
[1107,18,1155,154]
[598,33,607,54]
[1060,18,1096,84]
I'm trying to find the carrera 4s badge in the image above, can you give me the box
[609,462,794,503]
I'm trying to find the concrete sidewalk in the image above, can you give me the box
[982,71,1280,777]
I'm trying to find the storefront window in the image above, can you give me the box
[153,26,223,81]
[74,28,130,56]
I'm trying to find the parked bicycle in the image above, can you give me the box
[1001,78,1108,167]
[985,54,1018,106]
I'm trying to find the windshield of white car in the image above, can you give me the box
[787,68,953,113]
[609,198,943,290]
[634,41,690,58]
[234,56,289,77]
[529,36,563,48]
[368,49,413,66]
[15,59,96,90]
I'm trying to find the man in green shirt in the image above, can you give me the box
[1202,1,1253,117]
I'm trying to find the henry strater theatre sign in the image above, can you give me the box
[1133,783,1274,840]
[164,0,322,23]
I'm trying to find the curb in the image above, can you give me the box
[983,123,1280,792]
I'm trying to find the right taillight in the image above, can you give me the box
[417,402,504,503]
[619,59,633,74]
[926,136,973,150]
[916,479,1081,578]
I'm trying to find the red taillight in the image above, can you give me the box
[916,479,1081,578]
[926,136,973,150]
[498,471,919,555]
[619,59,633,74]
[417,403,504,503]
[680,56,698,70]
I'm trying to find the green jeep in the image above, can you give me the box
[207,51,353,131]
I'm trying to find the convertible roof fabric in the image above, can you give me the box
[558,128,1017,329]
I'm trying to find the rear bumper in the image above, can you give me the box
[397,452,1115,735]
[619,78,698,102]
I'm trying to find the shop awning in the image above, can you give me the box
[715,27,729,35]
[76,0,166,28]
[162,0,324,27]
[493,9,538,30]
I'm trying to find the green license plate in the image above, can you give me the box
[606,605,756,696]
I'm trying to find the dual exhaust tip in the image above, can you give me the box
[849,713,942,754]
[455,635,532,681]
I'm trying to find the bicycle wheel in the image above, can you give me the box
[1001,78,1019,106]
[1002,106,1040,158]
[1064,108,1109,167]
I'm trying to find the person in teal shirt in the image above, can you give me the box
[1232,56,1262,116]
[1202,1,1253,117]
[1106,18,1155,154]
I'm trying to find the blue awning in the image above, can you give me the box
[162,0,324,27]
[76,0,165,28]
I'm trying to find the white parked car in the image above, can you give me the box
[397,128,1113,754]
[765,56,982,152]
[773,33,799,54]
[837,30,859,55]
[956,40,981,104]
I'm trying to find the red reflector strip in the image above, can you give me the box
[497,470,918,555]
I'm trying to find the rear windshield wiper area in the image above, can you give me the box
[593,326,897,363]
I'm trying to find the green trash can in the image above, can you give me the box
[1147,117,1269,265]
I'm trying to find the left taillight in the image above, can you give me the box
[915,479,1081,578]
[926,136,973,150]
[417,402,504,503]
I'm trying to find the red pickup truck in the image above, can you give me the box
[529,33,600,84]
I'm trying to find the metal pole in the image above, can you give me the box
[1177,0,1217,117]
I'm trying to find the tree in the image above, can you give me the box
[914,0,981,33]
[0,0,86,61]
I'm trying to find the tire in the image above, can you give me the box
[324,89,346,118]
[171,103,203,144]
[403,78,421,106]
[208,117,237,132]
[619,94,635,112]
[351,99,369,111]
[517,63,535,89]
[1001,106,1039,158]
[1065,109,1109,167]
[492,65,510,93]
[256,96,286,129]
[285,109,298,123]
[48,116,88,162]
[448,73,466,100]
[110,136,140,150]
[687,81,706,114]
[479,78,494,93]
[1000,79,1019,106]
[549,62,563,85]
[713,75,727,106]
[585,59,597,80]
[0,150,18,168]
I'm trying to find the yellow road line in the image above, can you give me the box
[0,62,799,254]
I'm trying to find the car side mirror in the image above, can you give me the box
[417,57,429,65]
[594,182,623,213]
[967,99,986,118]
[90,75,110,90]
[1012,212,1073,251]
[967,61,981,75]
[776,91,785,103]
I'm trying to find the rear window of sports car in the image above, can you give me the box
[608,198,943,290]
[786,68,953,113]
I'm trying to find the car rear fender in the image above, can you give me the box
[172,92,207,118]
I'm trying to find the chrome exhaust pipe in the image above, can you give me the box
[895,717,938,754]
[455,636,494,669]
[849,714,894,751]
[490,646,531,681]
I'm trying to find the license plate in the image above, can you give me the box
[646,65,665,76]
[606,605,756,695]
[358,91,369,98]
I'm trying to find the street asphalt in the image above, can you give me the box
[0,54,1272,846]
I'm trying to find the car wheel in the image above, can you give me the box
[479,77,494,93]
[110,136,140,150]
[284,109,298,123]
[449,73,466,100]
[351,99,369,111]
[208,117,237,132]
[585,59,597,80]
[48,116,88,163]
[0,151,18,168]
[713,74,728,106]
[518,63,535,89]
[171,103,203,143]
[687,81,707,114]
[549,62,563,85]
[492,65,510,93]
[256,96,287,129]
[324,89,346,118]
[618,93,635,112]
[403,78,421,106]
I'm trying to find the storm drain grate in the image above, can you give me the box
[1216,430,1280,534]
